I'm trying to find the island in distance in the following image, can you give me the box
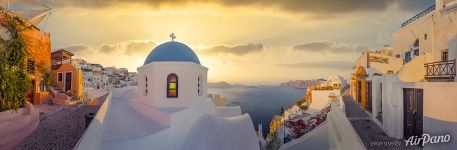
[208,81,262,88]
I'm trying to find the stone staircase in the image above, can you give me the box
[50,89,81,106]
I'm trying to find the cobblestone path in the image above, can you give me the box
[15,105,100,150]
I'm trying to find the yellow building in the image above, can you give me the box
[51,49,83,100]
[0,11,52,105]
[350,66,368,110]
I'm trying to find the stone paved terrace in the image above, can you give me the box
[342,91,422,150]
[15,105,100,150]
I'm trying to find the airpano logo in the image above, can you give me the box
[405,134,451,146]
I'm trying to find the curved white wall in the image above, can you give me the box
[75,93,112,150]
[212,106,242,118]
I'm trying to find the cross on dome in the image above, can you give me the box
[170,33,176,42]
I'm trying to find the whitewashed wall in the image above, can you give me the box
[310,90,340,111]
[137,62,208,108]
[75,93,112,150]
[380,77,457,149]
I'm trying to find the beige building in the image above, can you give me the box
[351,1,457,149]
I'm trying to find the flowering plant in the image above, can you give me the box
[284,104,331,139]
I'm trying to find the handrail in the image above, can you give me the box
[401,5,435,28]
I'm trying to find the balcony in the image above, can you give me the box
[424,60,456,81]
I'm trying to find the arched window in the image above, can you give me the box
[167,73,178,98]
[145,76,148,96]
[197,76,202,96]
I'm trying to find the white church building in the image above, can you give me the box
[75,38,260,150]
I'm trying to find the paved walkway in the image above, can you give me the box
[15,105,100,150]
[342,91,421,150]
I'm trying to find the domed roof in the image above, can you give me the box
[144,41,201,65]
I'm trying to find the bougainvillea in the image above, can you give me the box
[284,104,332,139]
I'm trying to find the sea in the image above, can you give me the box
[208,86,306,137]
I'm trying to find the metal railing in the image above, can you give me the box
[424,59,456,80]
[401,5,435,28]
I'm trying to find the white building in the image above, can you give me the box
[76,40,259,150]
[351,1,457,149]
[326,75,348,89]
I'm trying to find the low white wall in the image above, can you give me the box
[338,96,346,115]
[0,103,39,150]
[280,103,365,150]
[74,93,112,150]
[327,103,366,150]
[181,114,260,150]
[129,99,171,127]
[310,90,340,111]
[212,106,241,118]
[280,121,330,150]
[0,107,26,122]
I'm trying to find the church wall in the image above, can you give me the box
[138,62,208,108]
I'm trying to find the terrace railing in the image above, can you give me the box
[424,59,456,81]
[401,5,435,28]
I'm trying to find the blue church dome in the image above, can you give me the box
[144,41,201,65]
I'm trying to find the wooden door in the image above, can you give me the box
[366,81,372,112]
[357,81,362,103]
[65,72,72,92]
[403,88,423,139]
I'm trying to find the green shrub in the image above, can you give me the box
[0,11,31,111]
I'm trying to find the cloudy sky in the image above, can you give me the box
[36,0,433,85]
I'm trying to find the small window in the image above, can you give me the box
[167,73,178,98]
[27,59,35,74]
[145,76,148,96]
[442,49,449,61]
[424,33,427,40]
[58,73,63,82]
[198,76,202,96]
[395,54,401,58]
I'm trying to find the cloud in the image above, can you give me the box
[276,60,353,70]
[203,44,263,56]
[42,0,434,14]
[291,41,369,54]
[96,40,156,55]
[125,41,156,55]
[99,44,119,54]
[62,45,92,55]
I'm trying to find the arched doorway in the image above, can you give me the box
[351,66,368,110]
